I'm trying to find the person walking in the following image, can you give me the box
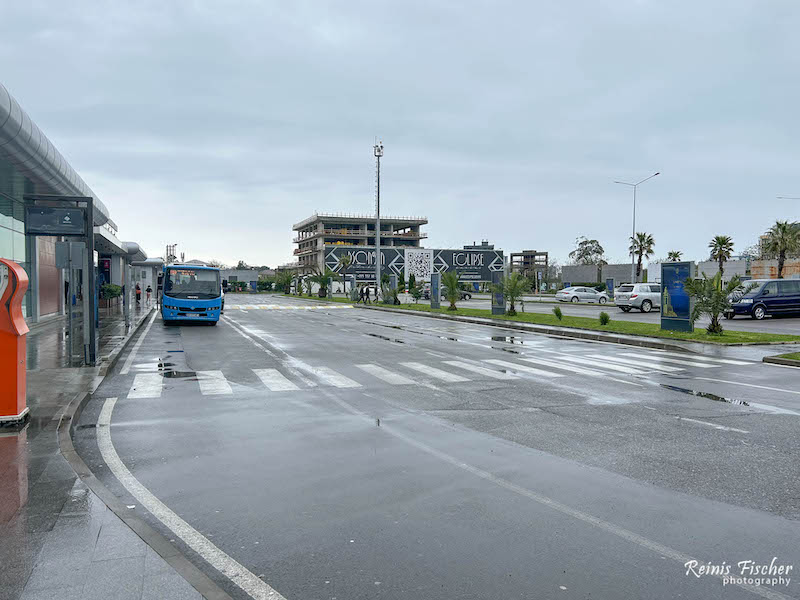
[145,285,152,305]
[135,283,141,306]
[358,286,365,304]
[364,285,371,304]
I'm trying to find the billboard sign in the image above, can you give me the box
[660,261,694,332]
[325,247,504,282]
[25,206,86,236]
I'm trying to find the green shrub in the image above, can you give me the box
[552,306,563,321]
[599,311,610,326]
[101,283,122,299]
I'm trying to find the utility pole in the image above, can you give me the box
[614,172,660,283]
[374,140,384,293]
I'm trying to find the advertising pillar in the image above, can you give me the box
[430,273,441,309]
[491,271,505,315]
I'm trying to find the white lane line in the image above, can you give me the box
[120,311,158,375]
[589,355,684,373]
[253,369,300,391]
[318,390,787,600]
[128,374,163,399]
[655,351,752,366]
[197,371,233,396]
[518,357,642,387]
[694,377,800,396]
[97,398,286,600]
[748,403,800,416]
[620,353,718,369]
[355,364,414,385]
[676,416,749,434]
[443,360,519,380]
[310,366,362,388]
[401,362,470,382]
[483,359,563,378]
[556,355,648,375]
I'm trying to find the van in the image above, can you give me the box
[727,279,800,320]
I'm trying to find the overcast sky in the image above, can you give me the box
[3,1,799,268]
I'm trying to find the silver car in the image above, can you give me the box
[615,283,661,313]
[556,286,610,304]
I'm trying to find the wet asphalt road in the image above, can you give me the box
[74,294,800,600]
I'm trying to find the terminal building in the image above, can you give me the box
[0,82,151,325]
[293,212,427,274]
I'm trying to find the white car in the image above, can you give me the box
[556,286,610,304]
[615,283,661,313]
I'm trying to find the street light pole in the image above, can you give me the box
[374,140,383,294]
[614,172,660,283]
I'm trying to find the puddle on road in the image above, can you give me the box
[660,384,749,406]
[365,332,405,344]
[491,336,525,344]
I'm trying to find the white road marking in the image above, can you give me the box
[518,357,642,387]
[556,355,648,375]
[253,369,300,391]
[694,377,800,396]
[401,362,470,382]
[120,311,158,375]
[748,403,800,416]
[97,398,286,600]
[318,390,787,600]
[655,351,752,366]
[676,416,749,434]
[483,359,563,378]
[197,371,233,395]
[355,364,414,385]
[443,360,519,380]
[310,366,362,388]
[620,353,717,369]
[590,355,684,373]
[128,374,163,399]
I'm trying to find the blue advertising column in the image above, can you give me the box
[605,278,615,300]
[430,273,441,309]
[327,277,333,299]
[660,262,694,332]
[491,271,505,315]
[347,275,357,301]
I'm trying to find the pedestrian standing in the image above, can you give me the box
[135,283,141,306]
[359,286,365,304]
[364,285,371,304]
[146,285,152,305]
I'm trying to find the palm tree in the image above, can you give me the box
[337,254,353,296]
[667,250,682,262]
[441,271,462,311]
[763,221,800,279]
[684,273,742,335]
[708,235,734,278]
[496,273,531,316]
[309,267,339,297]
[274,271,293,293]
[628,232,655,280]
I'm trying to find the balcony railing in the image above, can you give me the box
[293,230,427,243]
[293,247,315,255]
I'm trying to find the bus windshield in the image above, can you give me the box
[164,268,221,299]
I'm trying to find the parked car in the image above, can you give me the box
[725,279,800,320]
[615,283,661,313]
[555,286,610,304]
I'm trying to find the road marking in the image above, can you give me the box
[401,362,470,382]
[128,374,162,399]
[694,377,800,396]
[97,398,286,600]
[556,355,648,375]
[655,351,752,366]
[443,360,519,380]
[483,359,563,378]
[620,353,717,369]
[253,369,300,391]
[197,371,233,395]
[120,311,158,375]
[590,354,684,373]
[318,390,788,600]
[355,364,414,385]
[676,416,749,434]
[518,357,642,387]
[310,366,362,388]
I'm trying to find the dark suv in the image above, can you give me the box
[727,279,800,320]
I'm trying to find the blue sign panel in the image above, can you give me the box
[605,278,615,299]
[430,273,441,309]
[660,262,694,332]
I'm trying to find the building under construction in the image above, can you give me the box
[510,250,548,278]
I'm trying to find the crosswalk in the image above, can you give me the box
[124,350,754,399]
[231,304,353,311]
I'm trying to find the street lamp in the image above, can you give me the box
[614,172,660,283]
[374,140,384,292]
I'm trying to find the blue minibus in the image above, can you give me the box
[161,264,223,325]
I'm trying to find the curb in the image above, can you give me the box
[763,356,800,368]
[356,305,695,353]
[56,309,233,600]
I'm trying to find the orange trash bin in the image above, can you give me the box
[0,258,29,425]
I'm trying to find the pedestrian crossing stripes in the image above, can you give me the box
[253,369,300,391]
[648,350,752,366]
[232,305,353,311]
[121,348,752,399]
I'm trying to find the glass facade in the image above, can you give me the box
[0,156,36,316]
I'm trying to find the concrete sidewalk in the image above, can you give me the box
[0,304,203,600]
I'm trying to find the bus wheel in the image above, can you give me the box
[208,321,218,326]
